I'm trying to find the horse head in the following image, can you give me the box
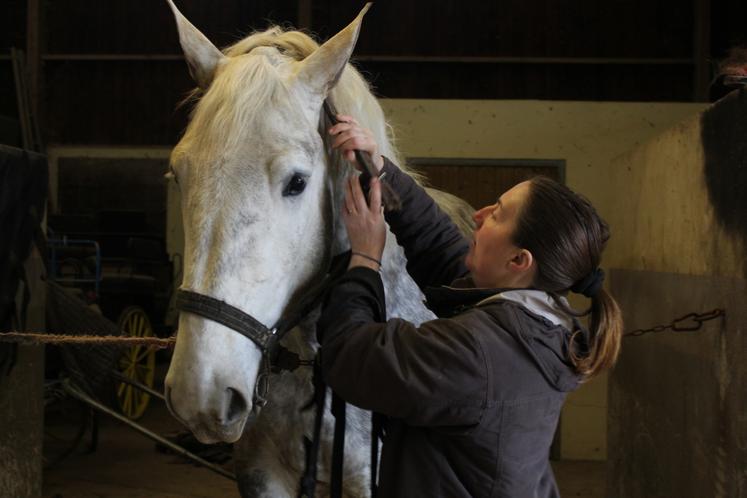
[163,0,372,443]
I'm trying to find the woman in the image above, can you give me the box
[319,116,623,498]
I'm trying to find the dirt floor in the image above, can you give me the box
[42,365,605,498]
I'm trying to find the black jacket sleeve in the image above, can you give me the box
[380,157,470,289]
[318,267,487,427]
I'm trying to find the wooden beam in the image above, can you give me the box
[42,54,184,61]
[353,55,694,65]
[37,54,694,66]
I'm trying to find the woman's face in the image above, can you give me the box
[465,181,533,288]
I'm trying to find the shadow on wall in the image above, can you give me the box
[701,88,747,279]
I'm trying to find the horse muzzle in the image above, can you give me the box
[164,383,251,443]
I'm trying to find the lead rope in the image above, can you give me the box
[330,391,347,498]
[370,412,383,497]
[322,100,401,212]
[298,358,328,498]
[299,99,396,497]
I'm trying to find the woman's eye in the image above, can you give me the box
[283,174,307,197]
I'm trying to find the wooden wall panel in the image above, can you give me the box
[1,0,28,50]
[57,157,168,236]
[358,61,694,101]
[316,0,692,58]
[44,0,249,54]
[44,60,193,144]
[411,159,563,209]
[42,0,303,54]
[0,66,19,119]
[0,0,27,122]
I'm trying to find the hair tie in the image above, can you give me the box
[570,268,605,297]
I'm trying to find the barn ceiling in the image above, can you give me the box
[0,0,744,145]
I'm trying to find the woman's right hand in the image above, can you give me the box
[328,115,385,173]
[343,174,386,271]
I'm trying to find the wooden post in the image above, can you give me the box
[298,0,312,30]
[25,0,43,151]
[692,0,711,102]
[0,251,46,498]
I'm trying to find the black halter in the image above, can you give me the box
[174,99,395,496]
[174,252,349,413]
[173,100,343,413]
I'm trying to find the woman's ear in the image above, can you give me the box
[510,248,534,273]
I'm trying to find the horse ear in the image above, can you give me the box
[296,3,372,97]
[166,0,226,89]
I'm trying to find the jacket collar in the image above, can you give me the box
[423,277,503,318]
[426,276,574,328]
[476,290,575,332]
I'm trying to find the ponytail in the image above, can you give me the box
[515,176,624,380]
[570,288,623,379]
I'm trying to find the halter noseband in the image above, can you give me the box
[176,289,278,354]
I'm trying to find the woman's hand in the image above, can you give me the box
[343,174,386,271]
[329,115,385,173]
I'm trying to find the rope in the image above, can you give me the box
[0,332,176,348]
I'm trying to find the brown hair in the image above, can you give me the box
[512,176,623,379]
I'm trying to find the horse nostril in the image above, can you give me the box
[225,387,248,424]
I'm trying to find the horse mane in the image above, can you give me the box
[226,26,421,180]
[175,25,474,234]
[174,27,409,176]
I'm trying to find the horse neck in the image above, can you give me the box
[313,97,437,327]
[321,144,436,327]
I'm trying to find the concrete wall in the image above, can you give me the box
[379,99,704,460]
[604,89,746,497]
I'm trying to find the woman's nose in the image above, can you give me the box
[473,212,482,227]
[473,206,488,225]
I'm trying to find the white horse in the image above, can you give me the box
[163,2,473,496]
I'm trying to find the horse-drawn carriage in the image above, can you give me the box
[46,209,173,420]
[42,210,235,479]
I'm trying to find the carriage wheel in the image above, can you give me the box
[116,306,156,420]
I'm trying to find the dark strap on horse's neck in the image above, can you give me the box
[330,392,346,498]
[370,413,383,497]
[322,100,401,212]
[175,289,276,352]
[298,360,328,498]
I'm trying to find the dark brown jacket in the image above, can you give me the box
[318,158,585,497]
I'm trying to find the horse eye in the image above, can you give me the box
[283,174,307,197]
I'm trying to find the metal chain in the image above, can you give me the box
[624,308,725,337]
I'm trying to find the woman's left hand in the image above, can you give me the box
[343,174,386,271]
[329,115,385,173]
